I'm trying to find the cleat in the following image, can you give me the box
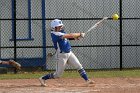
[87,80,95,84]
[39,77,47,87]
[86,79,95,86]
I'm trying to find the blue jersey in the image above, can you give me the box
[51,30,71,53]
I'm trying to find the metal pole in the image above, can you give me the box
[13,0,17,73]
[119,0,122,71]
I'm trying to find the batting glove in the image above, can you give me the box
[80,33,85,38]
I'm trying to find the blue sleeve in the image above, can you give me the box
[51,33,62,50]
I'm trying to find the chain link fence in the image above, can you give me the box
[0,0,140,72]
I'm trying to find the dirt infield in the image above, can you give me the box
[0,77,140,93]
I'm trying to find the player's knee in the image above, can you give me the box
[76,65,83,70]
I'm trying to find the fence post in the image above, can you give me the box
[13,0,17,73]
[119,0,122,71]
[42,0,46,70]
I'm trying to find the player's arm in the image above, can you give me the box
[62,33,85,39]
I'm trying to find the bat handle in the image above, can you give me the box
[103,17,109,20]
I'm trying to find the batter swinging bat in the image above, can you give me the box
[85,17,108,34]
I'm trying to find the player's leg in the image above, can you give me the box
[0,60,21,69]
[67,52,88,81]
[41,57,67,79]
[0,60,2,64]
[67,52,94,84]
[39,53,68,86]
[0,60,10,65]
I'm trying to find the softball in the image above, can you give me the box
[112,14,119,20]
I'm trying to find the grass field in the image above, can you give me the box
[0,69,140,80]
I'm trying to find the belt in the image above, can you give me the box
[60,51,70,53]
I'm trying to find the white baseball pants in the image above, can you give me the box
[53,51,83,78]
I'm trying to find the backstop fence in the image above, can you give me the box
[0,0,140,71]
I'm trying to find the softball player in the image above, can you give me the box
[39,19,94,86]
